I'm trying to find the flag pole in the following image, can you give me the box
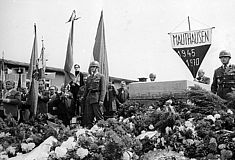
[188,16,191,31]
[1,51,4,97]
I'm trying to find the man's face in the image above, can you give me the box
[39,81,45,90]
[220,57,230,65]
[198,71,204,77]
[49,87,56,95]
[5,81,14,90]
[74,65,80,72]
[90,66,96,74]
[121,82,126,88]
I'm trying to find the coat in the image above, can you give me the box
[211,66,233,99]
[117,88,129,104]
[83,73,106,104]
[37,89,49,114]
[3,89,21,117]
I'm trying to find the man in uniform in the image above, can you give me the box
[81,61,106,128]
[211,50,235,99]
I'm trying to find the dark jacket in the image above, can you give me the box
[117,88,129,104]
[3,89,21,117]
[83,73,106,104]
[37,89,49,114]
[211,66,233,99]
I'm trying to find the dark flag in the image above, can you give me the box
[27,24,39,115]
[38,40,46,79]
[64,10,77,87]
[93,11,109,86]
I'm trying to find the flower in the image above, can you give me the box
[55,146,67,158]
[185,121,193,128]
[76,129,86,137]
[21,143,28,152]
[129,122,134,131]
[76,147,89,159]
[149,124,154,130]
[122,151,133,160]
[165,126,172,134]
[206,115,216,122]
[27,142,36,151]
[214,114,221,119]
[61,137,76,150]
[6,146,16,155]
[227,109,233,114]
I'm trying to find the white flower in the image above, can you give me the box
[214,114,221,119]
[149,106,154,110]
[178,125,185,131]
[186,139,194,145]
[185,121,193,128]
[21,143,28,152]
[165,127,172,134]
[0,132,5,138]
[61,137,76,150]
[6,146,16,155]
[131,115,135,119]
[149,124,154,130]
[0,154,8,160]
[123,118,129,124]
[179,151,184,155]
[156,107,161,112]
[129,122,134,131]
[227,109,233,114]
[55,146,67,158]
[206,115,216,122]
[76,147,88,159]
[122,151,133,160]
[76,129,86,137]
[119,116,124,122]
[27,142,35,151]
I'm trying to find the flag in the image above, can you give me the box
[38,40,46,79]
[0,54,5,98]
[169,28,212,78]
[27,24,39,115]
[93,11,109,85]
[64,11,77,87]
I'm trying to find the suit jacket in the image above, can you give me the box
[83,73,106,104]
[37,89,49,114]
[117,88,129,104]
[3,89,21,117]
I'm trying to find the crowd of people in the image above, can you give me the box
[0,60,129,128]
[1,50,235,127]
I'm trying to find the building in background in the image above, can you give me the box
[0,59,137,89]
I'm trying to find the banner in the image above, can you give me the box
[169,28,212,78]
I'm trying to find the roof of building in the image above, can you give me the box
[2,59,137,84]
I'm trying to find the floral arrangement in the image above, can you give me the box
[1,87,235,160]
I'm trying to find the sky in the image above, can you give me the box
[1,0,235,82]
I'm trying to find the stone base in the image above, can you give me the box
[129,80,210,99]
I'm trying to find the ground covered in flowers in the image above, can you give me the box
[1,86,235,160]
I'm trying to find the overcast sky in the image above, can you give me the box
[1,0,235,82]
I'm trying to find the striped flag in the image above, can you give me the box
[27,24,39,115]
